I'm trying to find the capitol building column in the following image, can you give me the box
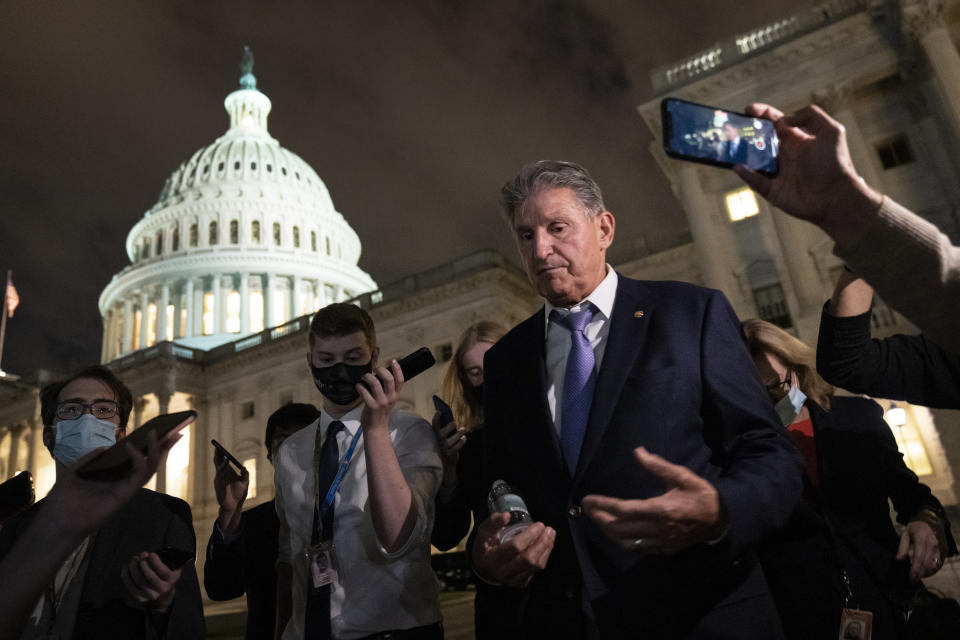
[184,278,194,339]
[138,289,149,350]
[240,272,250,334]
[159,283,170,343]
[292,276,302,319]
[902,0,960,141]
[264,273,274,328]
[122,299,134,354]
[212,274,222,335]
[676,163,751,314]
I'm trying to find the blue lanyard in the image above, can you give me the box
[318,426,363,520]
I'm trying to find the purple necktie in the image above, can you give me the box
[551,306,596,472]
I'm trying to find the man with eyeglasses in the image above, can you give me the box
[0,365,204,639]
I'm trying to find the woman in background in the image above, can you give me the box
[430,321,518,639]
[742,318,956,640]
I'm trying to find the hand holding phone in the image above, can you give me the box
[76,411,196,481]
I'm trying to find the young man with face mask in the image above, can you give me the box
[0,365,204,640]
[273,303,443,640]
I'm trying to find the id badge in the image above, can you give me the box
[305,542,338,589]
[838,608,873,640]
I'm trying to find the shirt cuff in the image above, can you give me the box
[214,519,242,545]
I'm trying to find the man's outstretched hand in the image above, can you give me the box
[582,447,726,555]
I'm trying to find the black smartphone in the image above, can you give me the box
[75,410,197,481]
[432,395,455,425]
[155,546,195,571]
[0,471,35,522]
[661,97,778,175]
[395,347,436,381]
[211,439,245,473]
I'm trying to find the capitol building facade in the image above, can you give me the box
[2,0,960,609]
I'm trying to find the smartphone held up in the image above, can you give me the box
[662,98,778,175]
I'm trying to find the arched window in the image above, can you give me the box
[311,230,317,252]
[251,220,261,244]
[189,223,198,247]
[172,227,180,252]
[202,292,215,335]
[293,226,301,248]
[273,222,281,246]
[325,237,330,255]
[209,220,219,246]
[249,291,264,332]
[142,238,151,260]
[155,231,164,256]
[230,219,239,245]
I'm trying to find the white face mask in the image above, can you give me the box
[53,414,118,467]
[774,384,807,427]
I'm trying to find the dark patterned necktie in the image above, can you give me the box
[304,420,344,639]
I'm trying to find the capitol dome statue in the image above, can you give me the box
[98,48,377,361]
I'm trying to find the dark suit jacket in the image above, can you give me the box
[817,306,960,409]
[0,488,204,640]
[759,397,957,640]
[725,138,749,164]
[204,499,279,640]
[480,276,803,639]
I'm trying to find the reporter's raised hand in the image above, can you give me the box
[120,551,183,614]
[471,512,555,588]
[213,450,249,533]
[358,359,403,433]
[431,412,466,490]
[582,447,725,555]
[732,103,883,249]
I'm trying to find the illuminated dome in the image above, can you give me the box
[98,50,376,360]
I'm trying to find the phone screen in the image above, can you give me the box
[662,98,778,175]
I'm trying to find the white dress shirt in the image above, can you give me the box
[274,405,442,640]
[544,267,619,437]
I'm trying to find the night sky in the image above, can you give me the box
[0,1,800,377]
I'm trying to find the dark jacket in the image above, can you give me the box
[817,306,960,409]
[0,488,204,640]
[479,276,803,639]
[759,397,957,640]
[204,499,279,640]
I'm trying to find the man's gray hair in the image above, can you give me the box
[500,160,606,225]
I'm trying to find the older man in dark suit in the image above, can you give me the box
[470,160,803,639]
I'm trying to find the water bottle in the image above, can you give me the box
[487,479,532,542]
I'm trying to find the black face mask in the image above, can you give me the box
[311,361,373,405]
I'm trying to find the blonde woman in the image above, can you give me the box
[429,321,519,639]
[742,318,956,640]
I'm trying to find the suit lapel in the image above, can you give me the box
[513,309,569,482]
[573,277,655,486]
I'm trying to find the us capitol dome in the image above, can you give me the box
[98,49,377,361]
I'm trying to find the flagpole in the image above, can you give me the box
[0,269,11,375]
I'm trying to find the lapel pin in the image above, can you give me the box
[634,310,644,318]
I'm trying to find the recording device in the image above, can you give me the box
[154,546,195,571]
[0,471,35,523]
[661,97,779,175]
[394,347,436,382]
[487,480,533,542]
[432,395,455,425]
[75,410,197,481]
[211,439,245,473]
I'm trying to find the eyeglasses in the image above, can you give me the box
[765,368,793,399]
[56,401,119,421]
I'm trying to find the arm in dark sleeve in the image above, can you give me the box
[701,291,804,559]
[868,404,960,557]
[817,305,960,409]
[432,433,486,551]
[203,518,247,600]
[159,497,205,640]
